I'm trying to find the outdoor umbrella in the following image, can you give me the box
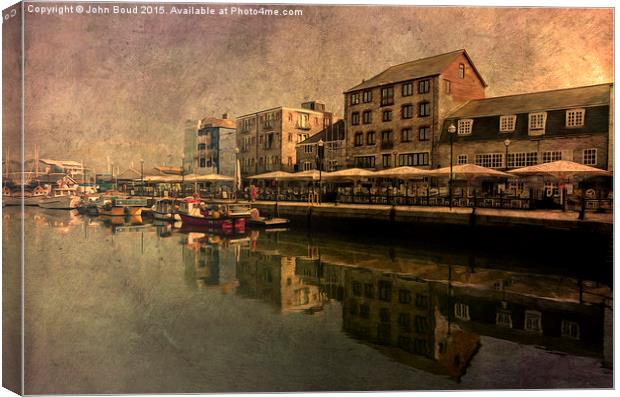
[430,163,512,179]
[247,171,293,180]
[183,173,235,182]
[280,170,324,181]
[322,168,376,180]
[373,166,431,179]
[508,160,611,178]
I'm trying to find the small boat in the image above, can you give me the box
[77,195,100,215]
[150,198,180,221]
[97,197,148,217]
[247,217,291,228]
[39,188,81,209]
[177,198,251,233]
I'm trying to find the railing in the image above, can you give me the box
[335,192,534,209]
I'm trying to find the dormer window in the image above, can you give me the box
[566,108,585,128]
[499,115,516,132]
[528,112,547,136]
[457,119,473,136]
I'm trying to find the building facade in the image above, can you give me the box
[236,101,334,176]
[183,115,237,176]
[343,49,486,170]
[437,83,613,171]
[295,119,346,172]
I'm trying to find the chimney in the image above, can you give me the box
[222,113,229,119]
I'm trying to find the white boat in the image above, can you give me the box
[39,189,81,209]
[151,198,180,221]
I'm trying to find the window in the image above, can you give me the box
[398,335,411,350]
[381,86,394,106]
[414,316,429,333]
[354,132,363,147]
[401,104,413,119]
[475,153,503,168]
[399,152,430,166]
[382,110,392,122]
[287,156,292,167]
[199,158,206,168]
[354,156,375,168]
[303,145,313,154]
[366,131,376,145]
[454,303,470,320]
[362,90,373,103]
[496,309,512,328]
[418,102,430,117]
[528,112,547,136]
[359,304,370,319]
[415,294,428,309]
[524,310,542,333]
[352,281,362,297]
[378,281,392,301]
[398,313,411,331]
[364,283,374,299]
[401,128,412,142]
[583,148,597,165]
[288,133,293,142]
[419,126,430,141]
[457,154,468,165]
[458,63,465,79]
[377,323,391,344]
[350,92,360,105]
[349,302,358,316]
[362,110,372,124]
[543,151,562,163]
[566,108,585,127]
[445,80,451,94]
[298,133,309,142]
[399,289,412,304]
[382,154,391,168]
[351,112,360,125]
[380,308,390,323]
[561,320,580,339]
[413,338,429,355]
[381,130,393,145]
[418,79,430,94]
[402,82,413,97]
[302,162,313,171]
[197,143,206,151]
[500,115,517,132]
[506,152,538,168]
[457,119,473,135]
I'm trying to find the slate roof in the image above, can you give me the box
[344,49,486,93]
[297,120,346,145]
[448,83,613,118]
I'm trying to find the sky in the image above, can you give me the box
[2,3,614,171]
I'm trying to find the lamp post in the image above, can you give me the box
[317,139,324,204]
[448,123,457,209]
[234,147,240,201]
[503,139,511,171]
[140,158,144,195]
[181,154,185,196]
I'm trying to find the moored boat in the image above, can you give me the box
[23,186,49,206]
[150,198,180,221]
[177,198,251,233]
[97,197,148,217]
[39,188,81,209]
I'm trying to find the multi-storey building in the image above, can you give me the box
[183,114,236,176]
[437,83,613,171]
[295,119,346,172]
[236,101,334,176]
[343,49,486,170]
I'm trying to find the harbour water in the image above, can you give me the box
[5,206,612,393]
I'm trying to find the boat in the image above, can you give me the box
[38,188,81,209]
[76,195,100,215]
[150,198,180,221]
[247,217,291,228]
[97,197,148,217]
[177,197,251,233]
[23,186,49,206]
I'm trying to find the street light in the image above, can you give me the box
[317,139,324,204]
[234,147,240,201]
[448,123,457,209]
[503,138,511,170]
[140,158,144,196]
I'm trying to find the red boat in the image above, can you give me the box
[177,197,251,234]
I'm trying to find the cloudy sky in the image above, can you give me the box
[3,3,614,170]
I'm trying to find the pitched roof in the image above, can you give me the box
[448,83,613,118]
[297,120,345,145]
[344,49,486,93]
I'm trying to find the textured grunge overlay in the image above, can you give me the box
[7,5,614,170]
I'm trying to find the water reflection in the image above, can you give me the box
[10,207,612,391]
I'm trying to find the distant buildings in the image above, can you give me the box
[236,101,335,176]
[183,114,237,176]
[437,83,614,171]
[295,119,346,172]
[343,50,486,169]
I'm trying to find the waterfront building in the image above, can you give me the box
[236,101,334,176]
[183,114,237,176]
[343,49,486,170]
[295,119,346,172]
[437,83,614,171]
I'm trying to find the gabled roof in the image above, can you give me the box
[297,120,345,145]
[39,159,83,168]
[448,83,613,119]
[117,168,142,180]
[344,49,486,93]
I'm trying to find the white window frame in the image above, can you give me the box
[499,115,517,132]
[457,119,474,136]
[561,320,580,340]
[528,112,547,136]
[454,303,470,320]
[524,310,542,333]
[566,108,585,128]
[456,154,468,165]
[543,151,562,163]
[506,152,538,168]
[496,310,512,328]
[583,148,597,166]
[475,153,504,169]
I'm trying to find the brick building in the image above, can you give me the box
[236,101,334,176]
[183,115,237,176]
[437,83,614,171]
[343,49,486,170]
[295,119,346,172]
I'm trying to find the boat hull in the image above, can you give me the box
[24,195,46,206]
[39,196,81,209]
[97,207,143,217]
[179,213,246,233]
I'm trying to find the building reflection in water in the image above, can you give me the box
[176,226,611,380]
